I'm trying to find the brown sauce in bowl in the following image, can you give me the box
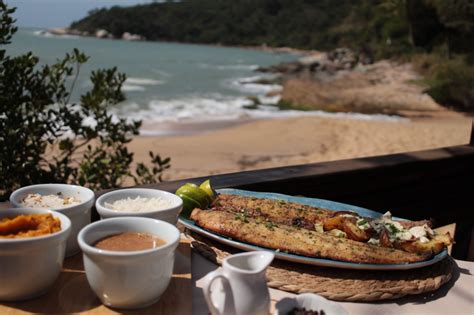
[94,232,166,251]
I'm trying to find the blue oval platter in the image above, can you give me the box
[178,188,448,270]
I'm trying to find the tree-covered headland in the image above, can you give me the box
[71,0,474,111]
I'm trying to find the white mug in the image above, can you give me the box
[203,251,274,315]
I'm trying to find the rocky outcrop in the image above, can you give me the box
[256,48,450,117]
[47,28,69,36]
[122,32,145,41]
[257,48,363,78]
[95,29,110,38]
[44,28,145,41]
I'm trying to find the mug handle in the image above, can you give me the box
[203,269,232,315]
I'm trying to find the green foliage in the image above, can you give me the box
[70,0,472,56]
[70,1,474,111]
[71,0,355,50]
[413,53,474,111]
[0,2,170,200]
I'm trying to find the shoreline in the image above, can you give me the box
[43,27,311,56]
[137,109,413,137]
[139,118,259,137]
[32,28,472,184]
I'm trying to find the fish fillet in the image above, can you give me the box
[213,194,432,231]
[190,208,429,264]
[213,194,333,229]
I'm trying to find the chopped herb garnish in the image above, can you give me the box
[265,221,276,231]
[386,223,400,234]
[234,213,249,223]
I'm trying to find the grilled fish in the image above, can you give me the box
[190,208,429,264]
[212,194,434,241]
[212,194,333,230]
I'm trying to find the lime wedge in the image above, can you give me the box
[178,194,201,217]
[182,183,199,189]
[199,179,215,199]
[176,184,211,207]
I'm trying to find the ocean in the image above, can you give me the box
[6,28,403,135]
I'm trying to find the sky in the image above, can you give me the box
[10,0,152,28]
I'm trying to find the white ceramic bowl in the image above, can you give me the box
[95,188,183,225]
[275,293,348,315]
[10,184,95,257]
[77,217,180,309]
[0,208,71,301]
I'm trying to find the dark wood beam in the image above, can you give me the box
[470,120,474,145]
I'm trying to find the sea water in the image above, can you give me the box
[6,28,404,135]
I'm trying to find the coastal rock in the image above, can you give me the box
[298,52,328,66]
[255,47,451,117]
[95,29,111,39]
[47,28,68,36]
[327,48,357,69]
[257,61,303,74]
[257,48,360,77]
[122,32,145,41]
[279,60,449,116]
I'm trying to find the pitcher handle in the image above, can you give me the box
[203,269,232,315]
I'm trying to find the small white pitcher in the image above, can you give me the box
[202,251,274,315]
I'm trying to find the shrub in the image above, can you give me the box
[413,53,474,111]
[0,2,170,200]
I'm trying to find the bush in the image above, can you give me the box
[413,53,474,111]
[0,2,170,200]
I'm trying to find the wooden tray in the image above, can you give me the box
[0,238,192,314]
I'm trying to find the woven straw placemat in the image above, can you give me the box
[188,231,454,302]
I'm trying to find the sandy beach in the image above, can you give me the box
[129,113,472,181]
[128,56,473,182]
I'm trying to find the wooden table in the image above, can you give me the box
[0,237,192,314]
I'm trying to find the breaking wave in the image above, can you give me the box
[197,63,259,70]
[111,95,407,135]
[122,77,164,92]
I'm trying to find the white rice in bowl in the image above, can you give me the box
[104,196,173,212]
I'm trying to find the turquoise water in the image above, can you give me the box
[6,28,404,134]
[7,28,301,133]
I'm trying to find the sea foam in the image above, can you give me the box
[122,77,164,92]
[111,94,408,136]
[226,75,282,95]
[125,77,163,85]
[197,63,259,70]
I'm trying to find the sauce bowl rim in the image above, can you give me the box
[10,183,95,212]
[77,216,180,257]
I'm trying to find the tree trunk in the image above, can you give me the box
[406,0,415,46]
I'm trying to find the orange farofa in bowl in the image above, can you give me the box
[0,214,61,238]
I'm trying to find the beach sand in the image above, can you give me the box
[129,114,472,181]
